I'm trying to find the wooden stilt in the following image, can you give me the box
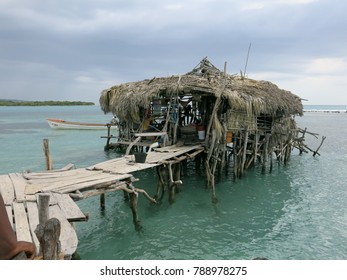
[154,165,166,202]
[240,127,249,177]
[104,124,112,150]
[168,163,182,204]
[254,131,259,165]
[233,132,238,180]
[269,147,273,174]
[129,192,140,229]
[43,138,53,171]
[262,134,270,174]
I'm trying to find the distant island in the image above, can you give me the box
[0,100,95,106]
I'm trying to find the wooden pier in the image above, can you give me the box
[0,143,204,259]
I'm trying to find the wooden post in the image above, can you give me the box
[262,134,270,174]
[254,130,259,165]
[38,193,50,225]
[233,131,238,180]
[129,192,141,230]
[269,146,273,174]
[168,163,182,204]
[105,124,111,150]
[154,165,166,202]
[35,218,61,260]
[240,127,249,176]
[43,138,53,170]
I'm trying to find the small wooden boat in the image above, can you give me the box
[47,118,108,130]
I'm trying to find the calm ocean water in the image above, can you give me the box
[0,105,346,260]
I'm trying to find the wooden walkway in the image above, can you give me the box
[0,143,204,259]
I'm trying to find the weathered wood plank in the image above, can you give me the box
[134,132,167,137]
[51,193,86,221]
[0,174,15,205]
[146,145,203,163]
[26,202,41,255]
[87,157,127,170]
[92,158,159,174]
[13,202,32,243]
[9,173,28,202]
[41,172,120,192]
[49,204,78,257]
[55,173,133,194]
[23,168,93,180]
[25,171,105,194]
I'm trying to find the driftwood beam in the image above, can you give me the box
[313,136,326,157]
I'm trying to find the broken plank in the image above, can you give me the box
[51,193,86,222]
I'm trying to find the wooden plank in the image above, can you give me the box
[26,171,105,194]
[26,202,41,255]
[0,174,15,205]
[87,157,125,170]
[51,193,86,221]
[134,132,167,137]
[93,158,159,174]
[24,169,101,182]
[54,173,133,194]
[9,173,27,202]
[146,145,204,164]
[49,204,78,257]
[23,168,92,180]
[40,172,117,192]
[13,202,32,243]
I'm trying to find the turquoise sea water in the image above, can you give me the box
[0,105,346,260]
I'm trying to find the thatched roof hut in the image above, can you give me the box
[99,58,304,186]
[100,58,303,125]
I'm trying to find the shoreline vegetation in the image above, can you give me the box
[0,100,95,106]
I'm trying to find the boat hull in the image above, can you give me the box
[47,118,108,130]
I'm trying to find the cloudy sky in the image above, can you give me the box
[1,0,346,104]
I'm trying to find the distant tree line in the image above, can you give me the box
[0,100,95,106]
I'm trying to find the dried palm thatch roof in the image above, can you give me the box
[100,58,303,122]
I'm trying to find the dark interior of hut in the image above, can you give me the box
[116,93,216,147]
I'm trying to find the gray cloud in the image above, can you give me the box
[1,0,346,104]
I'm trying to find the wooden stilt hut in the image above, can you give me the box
[99,58,304,201]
